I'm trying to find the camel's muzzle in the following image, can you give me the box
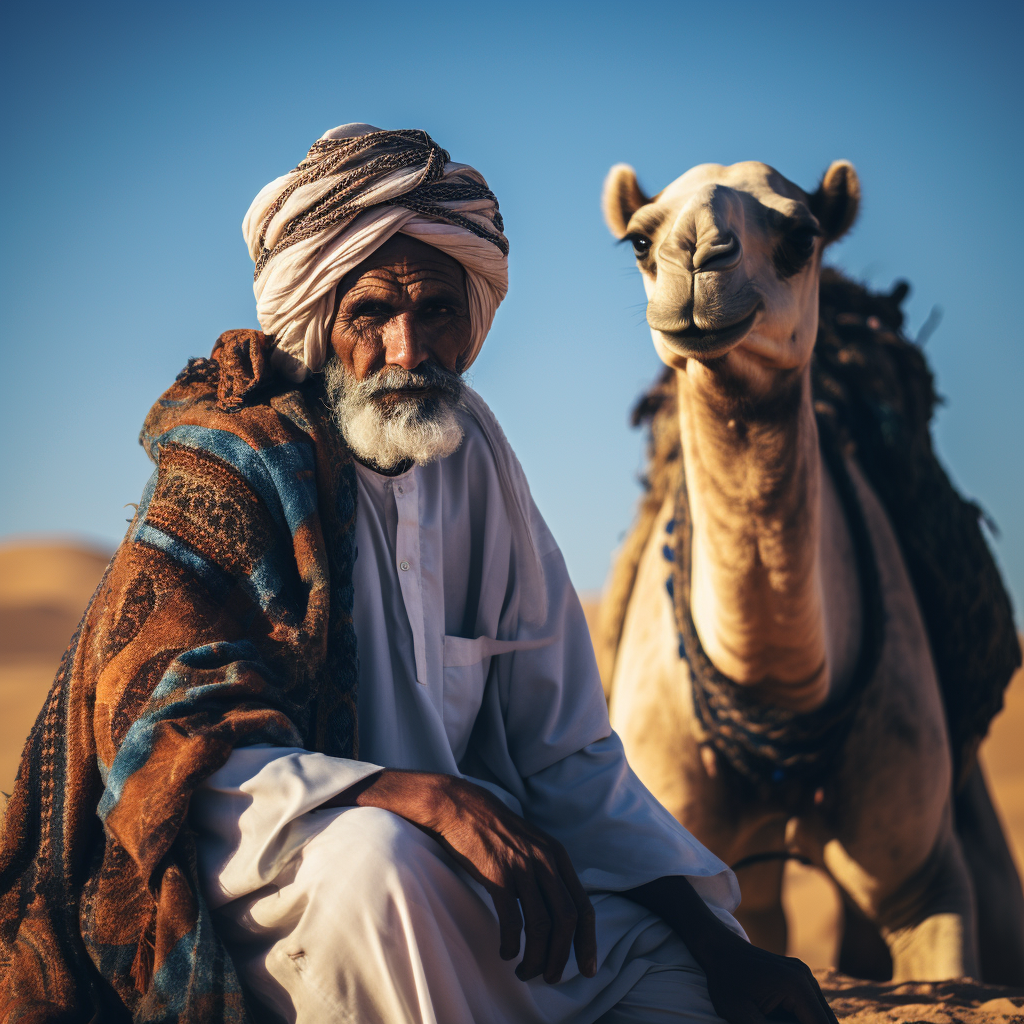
[652,302,761,359]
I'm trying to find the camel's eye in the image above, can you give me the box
[772,223,821,279]
[629,234,652,259]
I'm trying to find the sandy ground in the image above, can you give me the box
[813,973,1024,1024]
[2,542,1022,1017]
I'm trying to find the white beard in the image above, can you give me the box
[323,358,466,470]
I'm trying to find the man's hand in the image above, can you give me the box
[321,769,597,984]
[700,937,839,1024]
[625,877,838,1024]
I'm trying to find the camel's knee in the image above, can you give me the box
[873,826,973,931]
[827,811,980,980]
[874,827,979,981]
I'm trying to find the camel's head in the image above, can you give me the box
[603,160,859,376]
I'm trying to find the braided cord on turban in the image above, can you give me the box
[243,125,509,380]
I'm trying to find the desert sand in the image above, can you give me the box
[0,540,111,799]
[2,541,1022,1017]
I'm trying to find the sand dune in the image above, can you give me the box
[0,540,111,797]
[1,540,1022,1015]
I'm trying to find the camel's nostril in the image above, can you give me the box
[693,234,742,273]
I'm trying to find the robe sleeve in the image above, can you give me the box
[189,745,383,909]
[520,736,741,922]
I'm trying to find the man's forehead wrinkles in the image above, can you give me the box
[355,264,463,286]
[341,268,466,306]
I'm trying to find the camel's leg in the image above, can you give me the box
[954,762,1024,984]
[827,803,979,981]
[882,823,979,981]
[837,890,892,980]
[729,820,788,954]
[819,466,979,980]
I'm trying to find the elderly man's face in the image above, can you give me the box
[329,234,472,378]
[324,234,473,471]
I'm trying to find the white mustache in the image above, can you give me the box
[358,363,464,403]
[322,358,466,470]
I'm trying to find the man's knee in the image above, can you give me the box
[299,805,448,916]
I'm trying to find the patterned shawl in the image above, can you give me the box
[0,330,358,1022]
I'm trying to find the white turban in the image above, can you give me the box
[242,124,509,381]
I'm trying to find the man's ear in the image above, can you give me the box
[602,164,651,239]
[808,160,860,244]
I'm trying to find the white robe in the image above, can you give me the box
[190,397,742,1024]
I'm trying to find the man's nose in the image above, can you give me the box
[383,312,429,370]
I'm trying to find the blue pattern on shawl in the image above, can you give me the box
[146,425,318,537]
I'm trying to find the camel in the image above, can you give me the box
[596,158,1024,983]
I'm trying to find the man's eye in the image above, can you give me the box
[629,235,652,258]
[419,302,459,319]
[351,304,389,320]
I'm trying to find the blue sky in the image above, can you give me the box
[1,0,1021,619]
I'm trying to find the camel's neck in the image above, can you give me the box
[677,362,829,711]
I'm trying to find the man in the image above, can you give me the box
[0,126,836,1024]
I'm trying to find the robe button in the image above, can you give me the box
[400,560,410,571]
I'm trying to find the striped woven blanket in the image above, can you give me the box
[0,330,359,1022]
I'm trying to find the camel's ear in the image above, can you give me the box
[603,164,650,239]
[808,160,860,244]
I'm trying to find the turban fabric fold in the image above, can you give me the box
[243,124,509,380]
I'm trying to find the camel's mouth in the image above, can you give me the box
[653,304,761,359]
